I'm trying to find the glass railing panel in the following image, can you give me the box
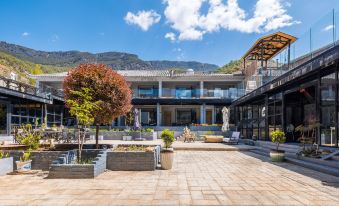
[132,88,159,98]
[312,11,335,55]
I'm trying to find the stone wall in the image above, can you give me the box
[48,150,107,179]
[89,131,157,141]
[107,151,156,171]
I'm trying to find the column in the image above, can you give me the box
[200,81,204,98]
[200,103,206,124]
[158,81,162,98]
[156,103,161,126]
[212,106,215,124]
[117,117,122,126]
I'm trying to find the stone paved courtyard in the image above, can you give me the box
[0,151,339,206]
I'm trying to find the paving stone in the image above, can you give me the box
[0,151,339,205]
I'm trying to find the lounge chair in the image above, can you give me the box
[223,131,240,144]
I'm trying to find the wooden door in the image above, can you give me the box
[206,110,212,125]
[163,111,172,126]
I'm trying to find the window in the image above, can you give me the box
[321,73,336,147]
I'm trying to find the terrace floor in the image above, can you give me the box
[1,151,339,206]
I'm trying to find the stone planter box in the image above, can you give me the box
[3,151,65,171]
[48,150,107,179]
[0,157,13,175]
[89,131,157,141]
[107,150,157,171]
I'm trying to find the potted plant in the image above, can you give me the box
[123,129,133,141]
[0,151,13,175]
[160,129,175,170]
[270,130,286,162]
[16,150,32,171]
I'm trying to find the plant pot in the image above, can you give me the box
[15,160,32,171]
[123,136,132,141]
[161,148,174,170]
[269,150,285,162]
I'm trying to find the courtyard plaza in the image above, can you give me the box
[0,149,338,206]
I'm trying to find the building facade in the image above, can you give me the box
[0,75,64,136]
[232,32,339,148]
[32,69,245,128]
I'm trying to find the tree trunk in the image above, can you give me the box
[95,124,99,149]
[77,131,81,163]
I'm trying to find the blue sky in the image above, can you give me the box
[0,0,338,66]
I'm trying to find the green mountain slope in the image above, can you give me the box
[216,59,243,74]
[0,41,218,71]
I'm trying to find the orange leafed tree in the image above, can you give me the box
[64,64,132,148]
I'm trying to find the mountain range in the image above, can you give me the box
[0,41,219,72]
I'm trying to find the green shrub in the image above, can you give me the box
[20,150,31,162]
[270,130,286,151]
[161,129,175,149]
[16,125,41,150]
[143,128,154,132]
[0,151,9,159]
[205,131,215,135]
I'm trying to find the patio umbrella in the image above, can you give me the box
[221,107,229,132]
[133,108,141,130]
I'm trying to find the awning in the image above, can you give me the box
[242,32,297,61]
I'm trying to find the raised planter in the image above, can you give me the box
[3,150,66,171]
[48,150,107,179]
[0,157,13,175]
[90,131,157,141]
[107,147,159,171]
[15,160,32,171]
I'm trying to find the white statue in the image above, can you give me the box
[221,107,229,132]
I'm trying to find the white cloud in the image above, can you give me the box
[125,10,161,31]
[163,0,299,41]
[165,32,176,41]
[50,34,59,42]
[22,32,30,37]
[323,25,334,32]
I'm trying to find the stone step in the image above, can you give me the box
[250,149,339,177]
[321,150,339,160]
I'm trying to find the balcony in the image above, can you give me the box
[162,88,200,99]
[132,87,245,101]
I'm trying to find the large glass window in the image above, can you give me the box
[11,104,43,127]
[176,108,197,126]
[0,103,7,134]
[320,73,336,147]
[140,108,157,126]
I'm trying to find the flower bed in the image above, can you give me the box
[107,145,160,171]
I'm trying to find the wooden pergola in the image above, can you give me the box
[242,31,297,69]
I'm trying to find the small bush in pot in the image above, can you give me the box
[16,150,32,172]
[160,129,175,170]
[270,130,286,162]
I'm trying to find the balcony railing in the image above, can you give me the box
[0,75,64,100]
[132,87,245,100]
